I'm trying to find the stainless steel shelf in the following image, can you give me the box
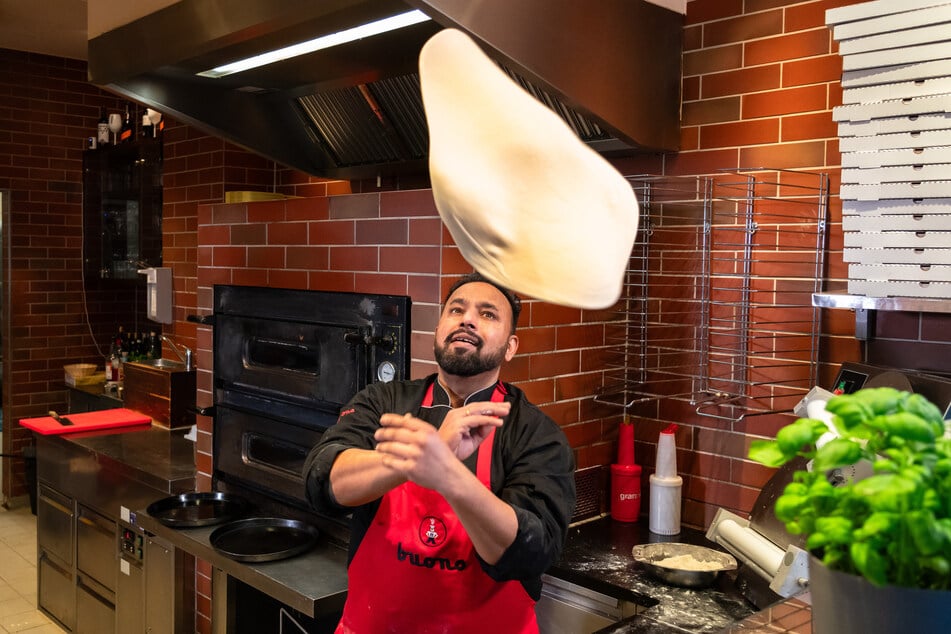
[812,292,951,314]
[812,291,951,340]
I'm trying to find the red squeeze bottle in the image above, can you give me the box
[610,417,642,522]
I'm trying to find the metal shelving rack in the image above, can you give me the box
[596,169,830,422]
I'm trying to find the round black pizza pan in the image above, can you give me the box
[209,517,320,563]
[146,491,252,528]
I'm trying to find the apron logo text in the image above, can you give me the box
[397,542,467,571]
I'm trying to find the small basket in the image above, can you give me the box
[64,363,97,379]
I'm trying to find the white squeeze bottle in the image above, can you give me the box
[649,424,682,535]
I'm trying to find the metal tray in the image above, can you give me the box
[146,491,251,528]
[632,543,737,588]
[209,517,320,563]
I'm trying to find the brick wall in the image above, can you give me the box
[607,0,865,529]
[0,48,148,501]
[610,0,951,530]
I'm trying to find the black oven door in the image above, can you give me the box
[214,406,336,509]
[214,314,367,415]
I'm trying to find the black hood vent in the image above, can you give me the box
[88,0,682,179]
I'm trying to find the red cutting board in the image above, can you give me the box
[20,408,152,435]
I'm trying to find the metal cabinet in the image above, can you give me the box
[76,580,115,634]
[77,505,117,594]
[35,434,195,634]
[37,491,118,633]
[37,484,75,631]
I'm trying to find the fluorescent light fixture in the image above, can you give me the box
[198,9,431,78]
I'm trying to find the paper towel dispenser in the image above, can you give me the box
[138,267,173,324]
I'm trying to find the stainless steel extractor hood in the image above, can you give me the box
[88,0,683,179]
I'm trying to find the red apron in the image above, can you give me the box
[336,382,538,633]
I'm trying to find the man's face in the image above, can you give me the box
[434,282,518,378]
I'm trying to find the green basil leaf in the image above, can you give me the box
[776,418,824,454]
[748,439,787,467]
[880,412,937,444]
[851,541,888,586]
[854,512,899,542]
[825,397,873,431]
[899,393,945,435]
[775,494,808,524]
[854,474,916,512]
[861,387,903,416]
[813,438,863,472]
[814,516,854,545]
[907,510,943,556]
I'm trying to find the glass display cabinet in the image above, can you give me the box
[83,138,162,282]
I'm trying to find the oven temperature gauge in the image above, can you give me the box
[377,361,397,383]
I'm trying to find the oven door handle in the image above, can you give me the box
[187,314,215,325]
[192,405,216,417]
[344,331,387,347]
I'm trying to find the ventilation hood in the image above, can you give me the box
[88,0,683,179]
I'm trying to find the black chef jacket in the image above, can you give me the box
[303,375,576,600]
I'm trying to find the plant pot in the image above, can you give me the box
[809,555,951,634]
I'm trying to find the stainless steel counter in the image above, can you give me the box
[136,511,348,618]
[36,426,197,520]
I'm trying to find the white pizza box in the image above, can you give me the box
[842,165,951,186]
[842,42,951,72]
[833,93,951,122]
[843,213,951,232]
[843,198,951,215]
[844,230,951,248]
[841,181,951,200]
[833,3,951,41]
[838,22,951,57]
[842,146,951,168]
[842,59,951,89]
[838,113,951,137]
[847,278,951,298]
[842,76,951,105]
[845,247,951,265]
[850,262,951,281]
[840,129,951,152]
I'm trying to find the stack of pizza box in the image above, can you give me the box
[828,0,951,298]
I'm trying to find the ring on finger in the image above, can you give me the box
[466,407,471,416]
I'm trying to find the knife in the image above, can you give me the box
[48,410,74,426]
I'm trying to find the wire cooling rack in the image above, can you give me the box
[595,169,829,422]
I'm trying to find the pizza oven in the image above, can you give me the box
[208,285,411,530]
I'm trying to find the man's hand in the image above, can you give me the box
[374,402,518,564]
[374,402,509,491]
[441,400,510,458]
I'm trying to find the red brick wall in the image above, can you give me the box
[0,48,150,500]
[608,0,867,529]
[613,0,951,529]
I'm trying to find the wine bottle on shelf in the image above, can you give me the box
[114,326,126,355]
[96,108,110,146]
[120,105,133,143]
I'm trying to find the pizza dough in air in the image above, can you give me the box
[419,28,639,310]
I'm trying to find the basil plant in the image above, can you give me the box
[749,387,951,590]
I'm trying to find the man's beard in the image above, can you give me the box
[434,335,507,378]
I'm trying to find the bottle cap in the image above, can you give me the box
[655,424,678,479]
